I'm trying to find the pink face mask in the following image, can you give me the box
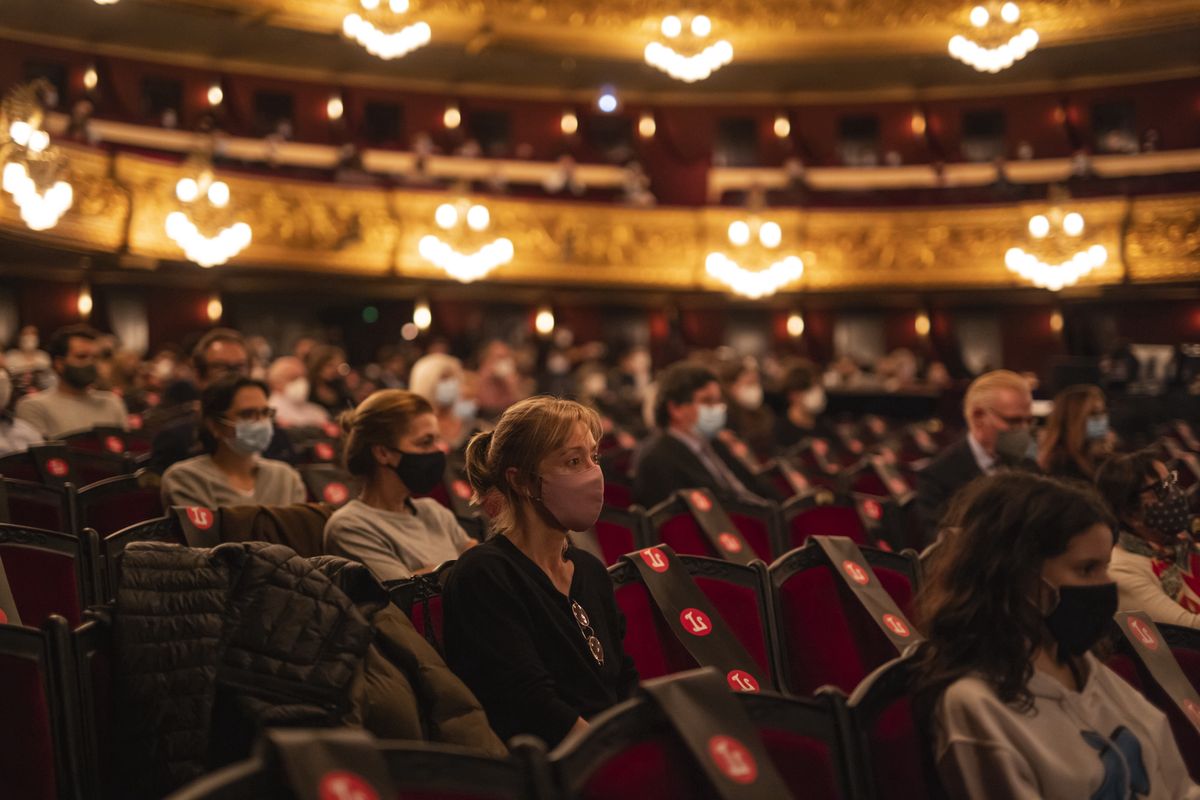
[536,462,604,532]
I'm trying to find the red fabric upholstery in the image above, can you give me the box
[410,596,446,653]
[4,494,68,532]
[613,582,697,680]
[595,519,637,566]
[851,470,890,498]
[393,792,516,800]
[785,506,868,549]
[1135,648,1200,780]
[420,482,452,511]
[603,483,633,510]
[693,576,771,679]
[0,452,40,482]
[776,565,913,695]
[727,511,773,562]
[1104,654,1143,690]
[79,485,164,537]
[0,650,58,800]
[0,546,82,627]
[758,728,838,799]
[865,697,930,800]
[656,513,716,559]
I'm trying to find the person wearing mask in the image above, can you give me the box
[161,376,305,509]
[307,345,355,416]
[149,328,294,474]
[442,396,638,747]
[5,325,52,388]
[408,353,480,451]
[266,356,330,429]
[15,325,128,437]
[775,359,828,449]
[0,365,42,456]
[632,361,772,509]
[324,390,476,582]
[1037,384,1113,482]
[1096,451,1200,628]
[914,472,1198,798]
[475,340,522,418]
[718,358,775,461]
[915,369,1035,538]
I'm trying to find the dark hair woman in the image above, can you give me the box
[914,472,1196,798]
[1037,384,1112,482]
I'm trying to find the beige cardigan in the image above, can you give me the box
[1110,543,1200,629]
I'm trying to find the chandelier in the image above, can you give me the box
[948,3,1038,73]
[342,0,431,60]
[165,157,252,268]
[418,199,514,283]
[644,14,733,83]
[1004,195,1106,291]
[706,218,804,299]
[0,81,74,232]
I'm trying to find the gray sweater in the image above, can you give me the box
[323,498,473,582]
[161,454,306,510]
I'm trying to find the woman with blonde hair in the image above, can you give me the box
[442,396,637,747]
[408,353,481,450]
[323,389,476,581]
[1038,384,1112,482]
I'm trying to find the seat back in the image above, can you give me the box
[609,555,780,688]
[102,515,185,602]
[0,476,78,534]
[552,691,852,800]
[782,491,870,549]
[77,470,164,537]
[297,464,360,509]
[770,540,919,696]
[388,563,455,654]
[648,495,777,563]
[73,617,115,800]
[0,523,98,628]
[592,505,650,566]
[0,442,75,485]
[1115,624,1200,780]
[62,425,151,455]
[71,450,137,487]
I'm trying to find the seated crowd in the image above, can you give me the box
[1,320,1198,799]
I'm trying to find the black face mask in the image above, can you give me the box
[1044,581,1118,661]
[392,449,446,495]
[62,363,97,390]
[1145,490,1191,539]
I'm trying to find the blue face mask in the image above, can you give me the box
[227,419,273,456]
[695,403,727,439]
[453,398,478,421]
[434,377,460,408]
[1086,414,1109,441]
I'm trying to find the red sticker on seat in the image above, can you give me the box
[717,532,742,553]
[318,771,379,800]
[46,458,69,477]
[680,608,713,636]
[128,412,145,429]
[848,439,863,453]
[186,507,214,530]
[842,559,870,586]
[690,490,712,512]
[726,670,760,693]
[882,613,911,637]
[813,440,828,456]
[707,735,758,784]
[1128,616,1158,650]
[314,442,335,461]
[323,422,342,438]
[640,547,669,572]
[323,483,349,505]
[104,436,124,453]
[0,608,6,624]
[453,480,472,500]
[862,499,883,520]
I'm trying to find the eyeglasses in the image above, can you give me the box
[988,408,1036,428]
[222,406,276,424]
[1138,470,1180,502]
[570,599,605,667]
[209,361,249,376]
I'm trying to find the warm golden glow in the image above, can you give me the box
[206,83,223,106]
[915,312,931,336]
[535,308,555,335]
[787,313,805,338]
[326,95,344,121]
[77,286,93,318]
[443,103,461,129]
[560,111,579,135]
[638,113,656,139]
[413,300,432,330]
[773,114,791,138]
[206,294,223,322]
[82,66,98,91]
[1049,310,1064,332]
[910,110,926,137]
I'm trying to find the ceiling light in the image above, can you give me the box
[1049,310,1064,332]
[915,312,931,336]
[787,313,805,338]
[175,177,199,203]
[706,253,804,299]
[691,15,712,37]
[1001,2,1020,23]
[970,6,989,27]
[598,92,618,113]
[206,294,223,323]
[727,220,751,247]
[758,221,782,249]
[535,308,555,336]
[78,285,93,317]
[1063,212,1084,236]
[1005,245,1106,291]
[83,66,98,91]
[413,300,432,330]
[443,103,461,129]
[207,83,223,106]
[638,112,656,138]
[560,111,579,135]
[435,203,458,230]
[773,114,791,138]
[326,94,344,121]
[207,181,230,208]
[661,15,682,38]
[466,204,490,231]
[645,15,733,83]
[1028,214,1050,238]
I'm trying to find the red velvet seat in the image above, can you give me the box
[388,562,455,655]
[62,425,152,455]
[647,493,780,563]
[73,617,115,798]
[552,689,853,799]
[769,539,920,696]
[782,492,870,549]
[0,476,78,533]
[600,451,635,510]
[71,450,137,487]
[76,470,164,537]
[0,523,99,628]
[608,555,780,689]
[592,505,650,566]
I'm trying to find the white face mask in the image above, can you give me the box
[434,377,461,407]
[492,358,516,379]
[282,377,309,404]
[802,387,827,415]
[734,384,763,410]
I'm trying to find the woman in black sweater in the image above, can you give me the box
[442,396,638,747]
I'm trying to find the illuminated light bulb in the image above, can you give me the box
[911,111,927,137]
[443,103,461,129]
[560,111,579,135]
[343,13,363,35]
[1062,212,1084,237]
[661,15,682,38]
[390,0,408,11]
[435,203,458,230]
[206,295,223,322]
[598,92,618,113]
[78,286,93,317]
[691,14,712,37]
[3,161,27,194]
[26,129,49,153]
[773,114,791,138]
[638,112,656,138]
[467,204,490,231]
[787,313,805,337]
[727,220,751,247]
[915,312,931,337]
[361,0,379,9]
[327,95,344,121]
[970,6,989,27]
[9,121,32,147]
[207,83,223,106]
[175,177,199,203]
[207,181,230,208]
[758,221,782,249]
[535,308,555,335]
[413,301,432,330]
[83,66,98,91]
[1028,214,1050,239]
[1049,311,1064,332]
[1001,2,1020,23]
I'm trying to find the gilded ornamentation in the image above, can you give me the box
[1125,196,1200,282]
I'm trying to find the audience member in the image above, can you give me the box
[161,375,305,509]
[916,369,1034,537]
[266,355,330,429]
[324,389,476,581]
[1096,450,1200,628]
[775,359,827,448]
[1038,384,1113,482]
[408,353,480,450]
[475,340,524,418]
[15,325,128,437]
[0,366,42,456]
[914,472,1198,798]
[307,345,355,416]
[718,358,775,460]
[632,361,771,509]
[443,396,637,746]
[4,324,51,383]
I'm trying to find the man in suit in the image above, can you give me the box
[916,369,1036,540]
[633,361,774,510]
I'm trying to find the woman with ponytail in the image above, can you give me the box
[442,396,637,747]
[323,389,476,581]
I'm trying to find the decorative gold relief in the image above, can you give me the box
[1125,195,1200,283]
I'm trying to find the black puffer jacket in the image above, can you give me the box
[112,541,376,799]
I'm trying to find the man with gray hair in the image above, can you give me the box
[267,356,330,429]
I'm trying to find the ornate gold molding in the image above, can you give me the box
[4,145,1197,293]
